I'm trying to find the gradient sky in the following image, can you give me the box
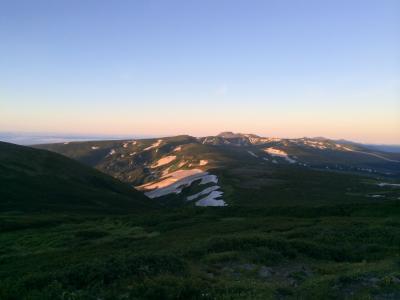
[1,0,399,143]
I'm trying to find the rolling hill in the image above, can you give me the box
[0,141,153,213]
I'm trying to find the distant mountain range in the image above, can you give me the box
[364,144,400,153]
[0,132,153,145]
[2,131,399,152]
[35,132,400,208]
[2,131,399,210]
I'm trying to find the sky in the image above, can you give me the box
[1,0,399,144]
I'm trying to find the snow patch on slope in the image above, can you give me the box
[187,185,220,201]
[195,190,226,206]
[264,148,296,163]
[199,160,208,166]
[151,155,176,168]
[186,182,225,206]
[173,146,182,152]
[247,151,258,158]
[138,169,204,197]
[303,141,327,149]
[378,182,400,188]
[178,161,187,168]
[144,139,163,151]
[137,169,226,206]
[162,167,171,176]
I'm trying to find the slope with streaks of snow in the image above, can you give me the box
[137,168,226,206]
[35,132,400,208]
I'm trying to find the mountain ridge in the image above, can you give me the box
[35,133,400,208]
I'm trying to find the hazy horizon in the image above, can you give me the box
[1,130,400,147]
[1,0,399,143]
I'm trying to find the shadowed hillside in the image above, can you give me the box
[0,142,154,213]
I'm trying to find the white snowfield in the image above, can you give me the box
[201,136,220,144]
[195,190,226,206]
[199,173,218,185]
[91,146,99,150]
[186,185,220,201]
[109,149,116,155]
[138,169,215,197]
[199,160,208,166]
[247,137,259,144]
[151,155,176,168]
[123,143,128,148]
[245,136,281,145]
[341,146,353,151]
[173,146,182,152]
[378,182,400,188]
[137,168,225,206]
[247,151,258,158]
[178,161,187,168]
[304,140,327,150]
[138,169,203,190]
[264,147,288,156]
[368,194,385,198]
[162,167,171,176]
[185,180,226,206]
[143,139,163,151]
[264,147,296,163]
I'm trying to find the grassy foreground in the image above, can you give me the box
[1,202,400,299]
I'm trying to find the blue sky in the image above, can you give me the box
[1,0,399,143]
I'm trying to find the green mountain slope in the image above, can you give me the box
[0,142,154,213]
[36,133,400,207]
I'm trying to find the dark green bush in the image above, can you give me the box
[19,254,188,293]
[129,275,209,300]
